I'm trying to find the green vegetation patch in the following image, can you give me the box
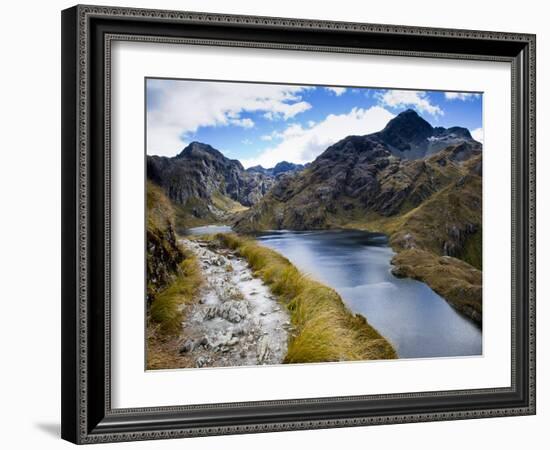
[170,192,249,232]
[147,180,176,231]
[391,248,482,325]
[147,181,186,300]
[217,233,397,363]
[146,246,203,370]
[459,228,482,270]
[150,249,203,335]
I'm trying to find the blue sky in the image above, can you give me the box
[146,78,483,168]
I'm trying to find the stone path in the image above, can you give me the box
[178,238,291,368]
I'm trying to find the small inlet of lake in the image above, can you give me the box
[185,225,233,235]
[185,227,482,359]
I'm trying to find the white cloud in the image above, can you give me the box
[376,90,443,116]
[471,127,484,143]
[241,106,395,168]
[146,123,189,159]
[241,138,252,145]
[260,130,285,141]
[146,79,311,156]
[445,92,480,101]
[230,117,254,128]
[262,101,311,121]
[325,87,346,96]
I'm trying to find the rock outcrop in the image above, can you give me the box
[148,142,274,206]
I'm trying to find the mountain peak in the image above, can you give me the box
[374,109,434,155]
[400,108,421,116]
[382,109,433,136]
[177,141,223,159]
[272,161,304,175]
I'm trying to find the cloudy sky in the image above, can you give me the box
[146,78,483,168]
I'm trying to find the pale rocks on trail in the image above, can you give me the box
[178,238,290,368]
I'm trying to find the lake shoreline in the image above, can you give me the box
[186,226,480,358]
[216,233,397,363]
[217,220,483,329]
[187,223,482,327]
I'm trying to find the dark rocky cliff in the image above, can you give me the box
[147,142,277,227]
[146,181,185,303]
[372,109,479,159]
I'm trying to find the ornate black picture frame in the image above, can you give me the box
[61,4,536,444]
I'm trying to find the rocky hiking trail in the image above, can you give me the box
[178,238,291,368]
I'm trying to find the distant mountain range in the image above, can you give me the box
[235,109,481,231]
[147,109,480,230]
[146,142,307,228]
[247,161,306,177]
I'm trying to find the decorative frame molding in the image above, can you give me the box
[61,4,536,444]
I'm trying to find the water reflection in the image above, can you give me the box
[257,229,482,359]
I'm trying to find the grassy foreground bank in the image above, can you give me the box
[150,250,202,335]
[217,233,397,363]
[147,250,203,370]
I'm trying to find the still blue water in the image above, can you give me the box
[255,229,482,359]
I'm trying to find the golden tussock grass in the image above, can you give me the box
[147,181,176,231]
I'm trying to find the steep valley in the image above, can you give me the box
[147,109,484,334]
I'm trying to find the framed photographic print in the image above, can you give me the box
[61,5,536,444]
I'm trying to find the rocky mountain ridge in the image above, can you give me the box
[234,127,481,231]
[147,143,310,228]
[372,108,478,159]
[147,142,277,227]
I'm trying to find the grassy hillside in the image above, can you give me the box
[146,181,203,369]
[234,145,471,232]
[217,233,397,362]
[147,251,203,370]
[360,156,482,323]
[391,249,482,323]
